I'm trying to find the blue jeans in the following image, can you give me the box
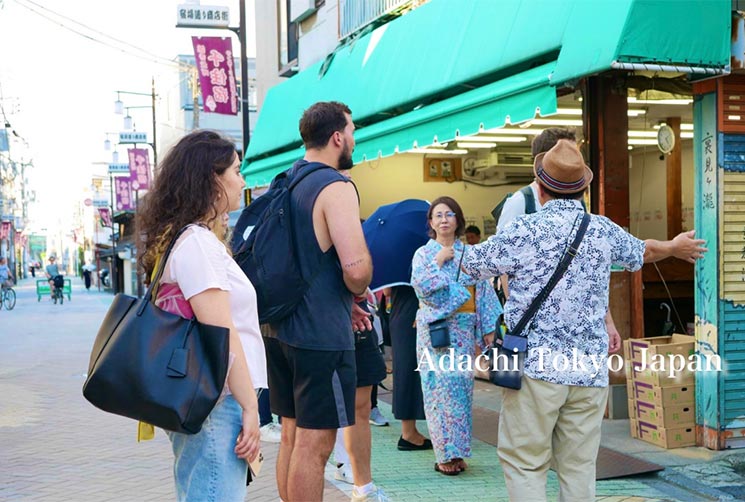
[167,395,247,502]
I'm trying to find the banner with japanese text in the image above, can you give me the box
[115,178,134,211]
[128,148,150,190]
[98,208,112,227]
[192,36,238,115]
[0,221,11,240]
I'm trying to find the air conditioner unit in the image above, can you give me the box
[462,155,535,186]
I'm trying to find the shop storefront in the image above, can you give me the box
[244,0,739,448]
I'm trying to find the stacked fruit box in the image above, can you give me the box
[623,334,696,448]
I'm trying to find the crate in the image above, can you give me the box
[634,419,696,448]
[623,334,695,363]
[633,401,695,428]
[626,380,694,407]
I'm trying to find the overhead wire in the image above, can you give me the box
[12,0,194,72]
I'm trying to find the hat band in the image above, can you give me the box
[536,167,586,192]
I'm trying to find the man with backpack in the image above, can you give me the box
[261,101,373,502]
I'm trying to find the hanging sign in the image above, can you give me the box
[192,36,238,115]
[177,4,229,28]
[128,148,150,190]
[115,178,134,211]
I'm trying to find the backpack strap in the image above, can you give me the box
[520,185,536,215]
[287,161,334,191]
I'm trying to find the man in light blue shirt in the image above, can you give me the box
[0,256,12,288]
[464,139,707,501]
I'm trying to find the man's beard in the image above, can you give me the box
[338,142,354,170]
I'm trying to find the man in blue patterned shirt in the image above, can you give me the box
[462,139,707,501]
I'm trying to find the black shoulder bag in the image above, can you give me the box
[83,226,230,434]
[489,213,590,390]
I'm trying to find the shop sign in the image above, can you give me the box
[119,132,148,144]
[192,36,238,115]
[108,163,130,174]
[93,199,109,208]
[177,4,229,27]
[127,148,150,190]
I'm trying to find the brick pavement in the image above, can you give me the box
[0,278,711,501]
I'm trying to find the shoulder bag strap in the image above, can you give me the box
[138,225,194,314]
[508,213,590,337]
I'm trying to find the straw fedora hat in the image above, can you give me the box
[533,139,593,194]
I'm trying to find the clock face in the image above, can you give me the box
[657,125,675,154]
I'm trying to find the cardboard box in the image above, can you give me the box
[631,364,695,387]
[633,401,695,428]
[627,380,695,406]
[636,420,696,448]
[627,397,636,419]
[630,418,639,438]
[623,334,695,364]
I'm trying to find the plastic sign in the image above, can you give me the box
[119,132,148,144]
[177,4,229,27]
[108,163,131,174]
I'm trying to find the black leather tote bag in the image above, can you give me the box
[83,226,230,434]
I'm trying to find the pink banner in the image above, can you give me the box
[192,36,238,115]
[0,221,11,240]
[115,179,134,211]
[98,208,112,227]
[128,148,150,190]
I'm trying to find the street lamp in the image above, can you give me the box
[113,78,158,167]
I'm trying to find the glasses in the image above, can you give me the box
[432,211,456,220]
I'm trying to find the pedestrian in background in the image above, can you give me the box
[136,130,266,502]
[411,196,500,475]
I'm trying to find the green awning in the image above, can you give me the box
[243,0,730,184]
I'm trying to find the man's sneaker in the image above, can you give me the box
[351,487,391,502]
[259,422,281,443]
[334,463,353,484]
[368,407,389,427]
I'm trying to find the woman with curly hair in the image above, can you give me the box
[137,130,266,502]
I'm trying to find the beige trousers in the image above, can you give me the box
[498,376,609,502]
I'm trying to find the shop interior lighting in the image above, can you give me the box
[556,107,646,117]
[627,138,659,145]
[482,127,545,135]
[627,97,693,105]
[526,118,583,127]
[456,142,497,149]
[459,135,527,143]
[653,123,693,131]
[628,130,693,139]
[409,148,469,155]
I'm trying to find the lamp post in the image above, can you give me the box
[114,77,158,167]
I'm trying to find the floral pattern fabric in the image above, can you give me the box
[462,199,645,387]
[411,239,501,464]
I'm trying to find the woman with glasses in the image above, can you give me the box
[411,196,501,476]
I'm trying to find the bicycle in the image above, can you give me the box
[52,275,65,305]
[0,284,15,310]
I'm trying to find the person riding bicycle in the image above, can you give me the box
[45,256,62,301]
[0,256,13,289]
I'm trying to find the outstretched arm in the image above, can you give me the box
[644,230,707,264]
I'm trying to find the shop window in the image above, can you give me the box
[278,0,299,77]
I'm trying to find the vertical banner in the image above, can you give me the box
[115,178,134,211]
[192,36,238,115]
[0,221,11,240]
[128,148,150,190]
[98,208,112,227]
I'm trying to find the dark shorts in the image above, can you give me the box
[355,331,387,388]
[265,337,356,429]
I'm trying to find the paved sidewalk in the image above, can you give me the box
[2,277,743,501]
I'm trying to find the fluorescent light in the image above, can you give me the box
[729,115,742,121]
[653,123,693,130]
[457,142,497,149]
[627,109,647,117]
[628,131,658,138]
[460,135,527,142]
[482,127,545,136]
[409,148,469,155]
[628,97,692,105]
[627,138,658,145]
[528,119,583,126]
[555,107,645,117]
[681,132,693,138]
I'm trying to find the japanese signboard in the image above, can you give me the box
[115,178,134,211]
[128,148,150,190]
[177,4,229,27]
[119,131,148,144]
[192,36,238,116]
[108,163,130,174]
[98,208,112,227]
[0,221,11,240]
[93,199,109,208]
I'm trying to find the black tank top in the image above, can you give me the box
[274,160,355,351]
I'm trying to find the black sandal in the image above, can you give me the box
[434,462,461,476]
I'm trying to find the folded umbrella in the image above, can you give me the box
[363,199,430,292]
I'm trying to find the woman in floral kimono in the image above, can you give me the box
[411,196,501,476]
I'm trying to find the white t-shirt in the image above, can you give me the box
[160,225,267,389]
[497,183,543,229]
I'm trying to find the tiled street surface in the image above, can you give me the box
[2,278,741,501]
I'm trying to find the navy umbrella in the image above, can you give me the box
[363,199,430,292]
